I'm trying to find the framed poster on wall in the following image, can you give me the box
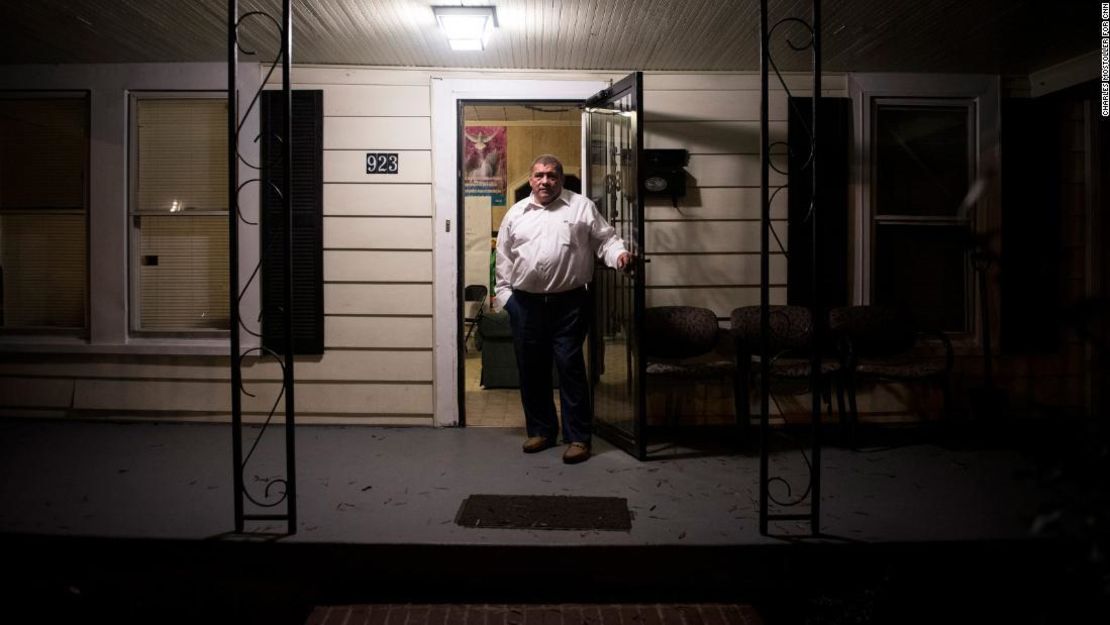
[463,125,507,206]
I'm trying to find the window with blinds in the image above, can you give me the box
[130,97,229,333]
[0,95,88,330]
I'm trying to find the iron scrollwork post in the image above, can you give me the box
[759,0,822,536]
[228,0,297,535]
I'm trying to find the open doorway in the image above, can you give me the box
[458,100,583,427]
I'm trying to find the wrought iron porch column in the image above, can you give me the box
[228,0,298,536]
[758,0,823,537]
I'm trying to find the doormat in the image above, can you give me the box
[454,494,632,531]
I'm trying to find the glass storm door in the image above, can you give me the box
[584,72,646,460]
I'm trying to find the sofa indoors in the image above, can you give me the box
[477,310,558,389]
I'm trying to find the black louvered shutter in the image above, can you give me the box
[998,96,1062,354]
[786,96,850,309]
[261,90,324,355]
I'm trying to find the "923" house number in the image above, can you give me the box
[365,152,399,174]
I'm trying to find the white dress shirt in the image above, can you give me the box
[494,189,627,310]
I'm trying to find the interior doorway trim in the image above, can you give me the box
[430,77,609,427]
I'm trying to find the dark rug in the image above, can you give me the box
[454,494,632,531]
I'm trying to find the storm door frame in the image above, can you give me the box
[431,78,610,427]
[454,97,587,427]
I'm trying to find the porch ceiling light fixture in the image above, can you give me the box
[433,5,497,51]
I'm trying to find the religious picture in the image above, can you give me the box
[463,125,507,206]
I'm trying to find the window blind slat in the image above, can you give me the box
[0,96,87,329]
[136,99,228,213]
[138,215,228,330]
[0,98,86,210]
[0,215,86,327]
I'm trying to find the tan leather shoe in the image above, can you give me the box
[522,436,555,453]
[562,441,591,464]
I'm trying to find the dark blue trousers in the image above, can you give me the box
[505,287,593,444]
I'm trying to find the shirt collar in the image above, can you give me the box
[525,189,569,211]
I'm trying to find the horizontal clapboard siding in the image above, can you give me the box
[0,351,433,382]
[643,74,849,91]
[326,317,433,349]
[311,76,436,421]
[323,150,432,184]
[319,84,430,116]
[324,284,433,315]
[324,217,432,249]
[645,188,788,220]
[643,72,847,320]
[324,183,432,216]
[646,220,789,253]
[0,377,75,408]
[323,251,433,282]
[2,69,867,424]
[2,71,436,424]
[648,253,788,286]
[72,379,433,415]
[324,117,431,150]
[685,154,787,187]
[242,350,432,381]
[646,91,789,121]
[284,67,433,86]
[646,121,786,154]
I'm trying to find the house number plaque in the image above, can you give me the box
[366,152,399,174]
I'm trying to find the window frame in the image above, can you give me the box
[0,63,261,356]
[0,89,91,336]
[850,74,1001,352]
[869,96,977,334]
[127,90,231,339]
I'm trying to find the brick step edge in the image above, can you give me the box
[307,603,763,625]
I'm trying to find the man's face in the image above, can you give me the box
[529,162,564,205]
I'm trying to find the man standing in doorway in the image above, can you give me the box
[494,154,633,464]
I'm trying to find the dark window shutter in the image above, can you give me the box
[787,96,851,309]
[260,90,324,355]
[998,96,1062,354]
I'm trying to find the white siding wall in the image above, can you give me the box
[0,66,846,424]
[0,65,436,425]
[643,73,847,317]
[272,67,437,423]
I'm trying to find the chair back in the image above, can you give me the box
[464,284,488,303]
[643,306,720,359]
[828,305,915,356]
[729,305,814,354]
[463,284,488,325]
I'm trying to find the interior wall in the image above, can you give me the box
[460,118,583,307]
[504,125,581,192]
[461,121,581,234]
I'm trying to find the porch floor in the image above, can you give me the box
[0,417,1100,624]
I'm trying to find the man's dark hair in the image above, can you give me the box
[531,154,564,177]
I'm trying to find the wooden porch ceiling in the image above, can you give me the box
[0,0,1093,75]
